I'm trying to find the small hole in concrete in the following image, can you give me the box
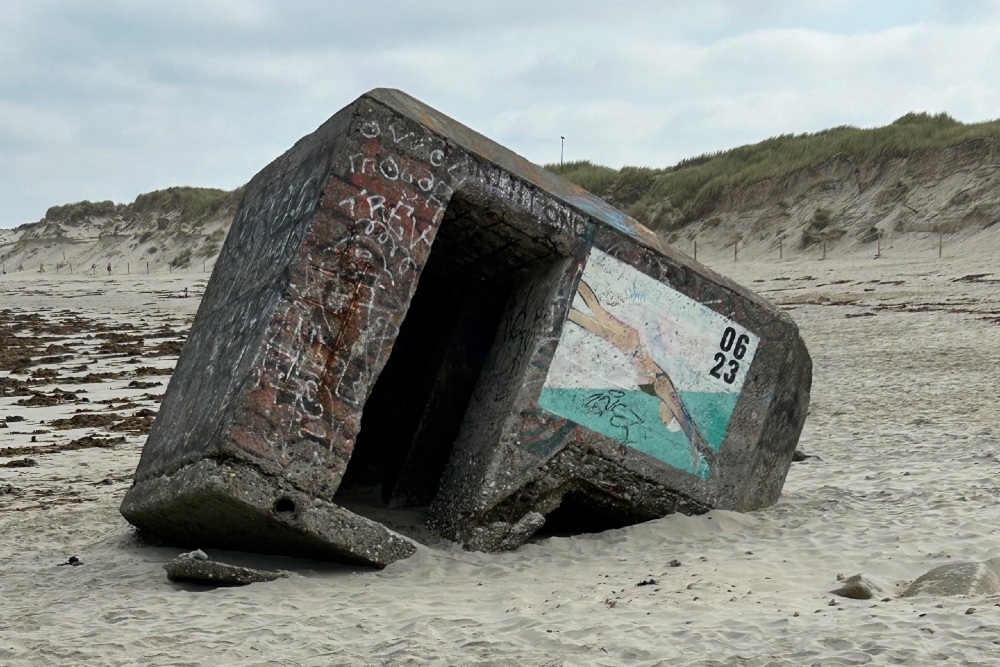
[274,497,295,513]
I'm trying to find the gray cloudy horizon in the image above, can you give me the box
[3,0,1000,228]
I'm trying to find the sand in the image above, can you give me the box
[2,250,1000,667]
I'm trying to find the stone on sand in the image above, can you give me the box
[830,573,887,600]
[901,558,1000,597]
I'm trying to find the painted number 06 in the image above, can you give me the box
[709,327,749,385]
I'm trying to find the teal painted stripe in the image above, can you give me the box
[537,388,739,479]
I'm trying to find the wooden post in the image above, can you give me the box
[127,262,130,274]
[779,237,783,259]
[822,241,826,260]
[939,232,942,258]
[69,263,72,273]
[734,241,738,262]
[147,262,149,274]
[693,239,697,261]
[877,237,881,257]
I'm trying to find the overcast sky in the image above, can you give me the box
[3,0,1000,228]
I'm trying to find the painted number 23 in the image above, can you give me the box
[709,327,749,385]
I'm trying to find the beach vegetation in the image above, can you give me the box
[170,248,192,267]
[547,112,1000,230]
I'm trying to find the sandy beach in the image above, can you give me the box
[2,249,999,666]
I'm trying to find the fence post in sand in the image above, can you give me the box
[822,241,826,261]
[147,262,149,274]
[128,263,130,274]
[779,237,782,260]
[693,239,697,261]
[734,240,738,262]
[939,232,942,258]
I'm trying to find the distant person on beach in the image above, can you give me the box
[106,263,111,275]
[91,263,96,274]
[173,287,189,298]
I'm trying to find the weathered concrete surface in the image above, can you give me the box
[164,555,286,586]
[121,88,811,561]
[122,458,415,565]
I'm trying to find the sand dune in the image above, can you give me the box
[2,248,1000,666]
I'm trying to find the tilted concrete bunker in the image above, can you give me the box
[120,89,811,566]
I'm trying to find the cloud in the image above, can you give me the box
[2,1,1000,227]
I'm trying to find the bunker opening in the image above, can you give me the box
[532,491,634,538]
[336,196,560,510]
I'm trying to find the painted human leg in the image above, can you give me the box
[568,281,714,469]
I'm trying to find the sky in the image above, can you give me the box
[3,0,1000,229]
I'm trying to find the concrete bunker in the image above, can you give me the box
[335,195,558,510]
[120,89,812,567]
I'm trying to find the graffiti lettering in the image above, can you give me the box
[585,389,643,444]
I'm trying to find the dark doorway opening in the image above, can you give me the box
[335,197,557,512]
[532,492,635,538]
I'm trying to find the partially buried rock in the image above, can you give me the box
[831,573,887,600]
[901,558,1000,597]
[164,556,287,586]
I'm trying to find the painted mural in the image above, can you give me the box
[538,249,759,479]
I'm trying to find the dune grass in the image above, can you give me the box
[133,186,239,224]
[547,112,1000,229]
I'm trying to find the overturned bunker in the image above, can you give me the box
[120,89,811,566]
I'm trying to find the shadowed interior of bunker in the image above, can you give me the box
[333,195,560,513]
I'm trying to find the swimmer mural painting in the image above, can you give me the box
[539,249,758,479]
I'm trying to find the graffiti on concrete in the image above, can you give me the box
[538,249,759,478]
[121,89,810,565]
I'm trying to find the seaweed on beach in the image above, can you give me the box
[133,366,172,377]
[59,372,125,384]
[126,380,161,389]
[16,389,89,407]
[0,376,36,397]
[0,435,125,457]
[49,413,123,430]
[146,340,184,356]
[110,409,157,434]
[1,458,38,468]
